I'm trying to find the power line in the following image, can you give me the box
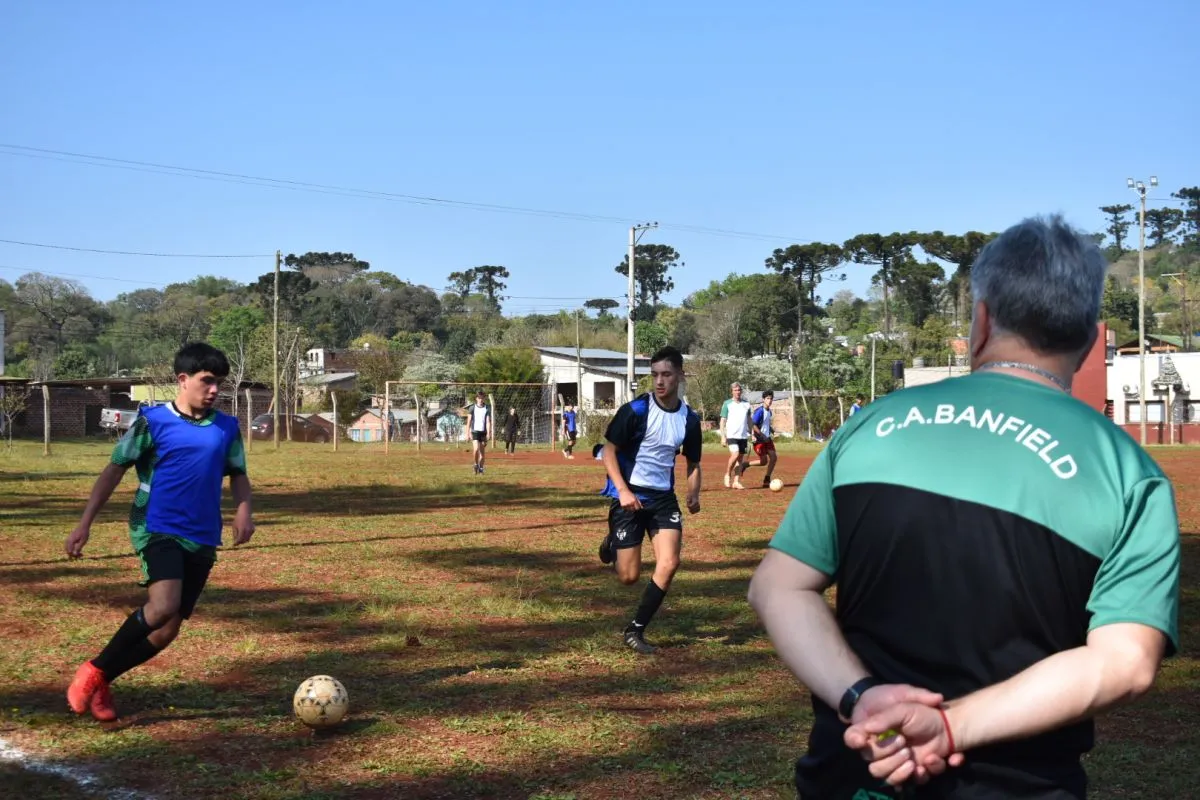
[0,238,271,258]
[0,143,818,244]
[0,264,172,286]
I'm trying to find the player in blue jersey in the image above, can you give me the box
[741,389,779,488]
[562,403,578,459]
[64,342,255,722]
[597,346,703,654]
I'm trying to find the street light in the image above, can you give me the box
[1127,175,1158,445]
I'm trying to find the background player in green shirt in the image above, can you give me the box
[749,215,1180,798]
[64,342,255,722]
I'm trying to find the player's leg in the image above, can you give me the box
[764,444,778,485]
[600,501,639,574]
[479,438,487,472]
[732,441,748,489]
[623,496,682,654]
[70,539,185,720]
[472,437,481,472]
[724,443,740,487]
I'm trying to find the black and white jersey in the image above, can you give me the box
[469,404,490,433]
[602,393,702,498]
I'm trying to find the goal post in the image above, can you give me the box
[382,381,557,453]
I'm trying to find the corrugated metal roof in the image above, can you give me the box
[301,371,358,385]
[536,346,650,362]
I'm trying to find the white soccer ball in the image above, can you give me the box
[293,675,349,728]
[769,478,784,492]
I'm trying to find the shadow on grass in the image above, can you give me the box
[0,481,605,532]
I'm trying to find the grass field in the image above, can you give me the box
[0,439,1196,800]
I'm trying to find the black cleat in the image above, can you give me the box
[623,627,658,654]
[599,533,615,565]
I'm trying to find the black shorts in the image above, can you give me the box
[566,430,577,443]
[472,430,488,443]
[727,438,748,455]
[136,536,216,619]
[607,490,683,549]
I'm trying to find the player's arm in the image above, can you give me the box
[603,404,642,511]
[845,476,1181,785]
[683,412,703,513]
[66,416,154,558]
[225,429,255,546]
[65,462,130,558]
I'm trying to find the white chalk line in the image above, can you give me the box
[0,734,156,800]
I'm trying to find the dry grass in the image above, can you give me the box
[0,439,1195,799]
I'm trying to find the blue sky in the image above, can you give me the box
[1,1,1197,311]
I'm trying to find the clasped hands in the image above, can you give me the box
[843,684,966,788]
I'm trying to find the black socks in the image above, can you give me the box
[102,638,163,682]
[91,608,161,682]
[628,579,667,633]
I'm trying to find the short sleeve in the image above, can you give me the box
[225,429,248,477]
[720,399,730,418]
[767,444,839,577]
[752,407,763,428]
[605,403,640,449]
[1087,477,1181,654]
[682,412,702,463]
[111,415,154,467]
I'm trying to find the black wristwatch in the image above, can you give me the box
[838,677,883,720]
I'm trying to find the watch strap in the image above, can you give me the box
[838,676,883,720]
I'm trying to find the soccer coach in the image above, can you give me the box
[749,214,1180,799]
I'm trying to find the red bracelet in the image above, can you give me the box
[938,707,957,755]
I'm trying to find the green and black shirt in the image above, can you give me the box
[770,371,1181,795]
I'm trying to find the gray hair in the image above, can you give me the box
[970,214,1107,354]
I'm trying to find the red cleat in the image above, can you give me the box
[89,681,118,722]
[66,661,105,715]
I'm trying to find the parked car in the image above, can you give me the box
[99,401,169,435]
[249,413,330,443]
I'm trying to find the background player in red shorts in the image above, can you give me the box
[742,389,778,488]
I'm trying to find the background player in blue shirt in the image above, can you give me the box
[64,342,255,722]
[597,346,702,654]
[562,403,578,459]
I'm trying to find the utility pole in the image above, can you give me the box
[1127,176,1157,446]
[869,333,878,402]
[627,222,658,401]
[273,249,281,450]
[575,308,584,410]
[787,343,797,438]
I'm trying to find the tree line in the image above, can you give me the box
[1,185,1196,423]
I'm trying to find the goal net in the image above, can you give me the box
[381,381,558,452]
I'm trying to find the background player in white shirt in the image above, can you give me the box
[720,383,753,490]
[468,392,491,474]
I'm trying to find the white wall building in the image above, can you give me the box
[1107,352,1199,425]
[535,346,650,411]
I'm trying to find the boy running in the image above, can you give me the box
[469,392,491,474]
[742,389,778,487]
[720,382,753,490]
[597,346,702,654]
[64,342,254,722]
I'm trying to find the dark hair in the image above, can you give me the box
[174,342,230,378]
[855,393,865,401]
[649,345,684,372]
[761,390,774,400]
